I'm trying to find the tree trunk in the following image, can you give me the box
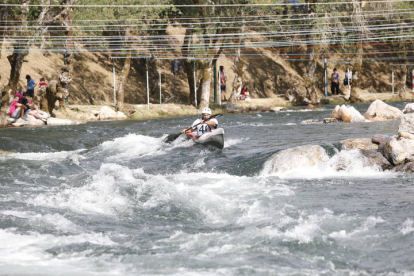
[230,51,245,103]
[181,28,197,105]
[0,87,12,128]
[7,1,29,92]
[398,65,408,99]
[58,0,76,113]
[305,51,319,105]
[116,51,132,111]
[350,47,363,103]
[198,63,212,110]
[7,51,28,92]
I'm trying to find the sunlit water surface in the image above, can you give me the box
[0,102,414,276]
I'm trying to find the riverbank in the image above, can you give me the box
[4,91,414,128]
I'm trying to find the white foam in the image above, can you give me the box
[224,138,247,148]
[262,149,398,179]
[401,219,414,235]
[28,163,134,215]
[3,149,85,164]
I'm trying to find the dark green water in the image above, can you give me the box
[0,102,413,275]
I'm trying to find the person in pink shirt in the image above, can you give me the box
[8,95,27,119]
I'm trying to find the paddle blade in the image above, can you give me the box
[164,132,182,143]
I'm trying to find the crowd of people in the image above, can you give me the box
[7,75,50,122]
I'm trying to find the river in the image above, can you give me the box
[0,102,413,276]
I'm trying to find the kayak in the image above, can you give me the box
[186,128,225,149]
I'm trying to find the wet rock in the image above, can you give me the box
[379,137,406,166]
[397,137,414,162]
[323,118,339,124]
[399,113,414,136]
[359,149,393,171]
[372,134,390,145]
[393,162,414,173]
[402,103,414,114]
[300,119,320,125]
[338,105,365,123]
[46,118,84,126]
[340,138,378,151]
[270,107,285,112]
[331,105,341,120]
[364,100,403,121]
[262,145,329,173]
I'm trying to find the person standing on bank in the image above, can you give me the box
[25,75,36,99]
[219,66,227,101]
[330,68,340,95]
[182,108,218,137]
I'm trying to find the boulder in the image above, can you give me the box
[372,134,390,145]
[340,138,378,151]
[379,137,407,166]
[262,145,329,173]
[25,115,46,126]
[116,111,127,120]
[402,103,414,114]
[99,106,117,120]
[397,137,414,162]
[394,162,414,173]
[364,100,403,121]
[399,113,414,136]
[46,118,84,126]
[359,149,393,171]
[331,105,341,119]
[338,105,365,123]
[399,131,414,141]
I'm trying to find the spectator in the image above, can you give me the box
[8,95,27,119]
[25,75,36,98]
[219,66,227,101]
[38,77,48,90]
[238,85,250,100]
[331,68,340,95]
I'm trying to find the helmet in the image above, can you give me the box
[201,107,211,115]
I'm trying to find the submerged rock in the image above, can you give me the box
[300,119,320,125]
[262,145,329,173]
[364,100,403,121]
[340,138,378,151]
[394,162,414,173]
[323,118,339,124]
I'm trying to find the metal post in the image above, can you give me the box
[219,69,221,106]
[392,70,395,94]
[214,63,217,103]
[159,71,162,105]
[146,59,150,110]
[113,66,116,106]
[347,68,351,98]
[194,59,197,107]
[324,59,327,98]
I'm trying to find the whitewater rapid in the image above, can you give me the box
[1,104,414,275]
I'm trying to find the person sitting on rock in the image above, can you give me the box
[8,95,27,119]
[27,101,50,120]
[238,85,250,100]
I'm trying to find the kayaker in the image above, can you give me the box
[182,107,218,137]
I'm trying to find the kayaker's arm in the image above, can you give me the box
[201,120,217,128]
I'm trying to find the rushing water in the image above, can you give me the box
[1,102,414,276]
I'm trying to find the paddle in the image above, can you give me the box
[164,114,222,143]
